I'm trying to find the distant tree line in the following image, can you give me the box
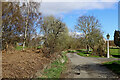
[2,2,107,57]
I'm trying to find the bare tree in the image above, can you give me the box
[2,2,25,50]
[2,2,42,51]
[75,15,105,55]
[21,2,42,50]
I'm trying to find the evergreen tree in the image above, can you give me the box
[114,30,120,47]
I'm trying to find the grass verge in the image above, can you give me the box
[39,51,68,79]
[67,50,77,53]
[15,46,27,50]
[110,48,120,58]
[77,52,100,57]
[16,46,42,50]
[102,60,120,75]
[76,48,120,58]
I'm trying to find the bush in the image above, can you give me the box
[40,16,69,55]
[96,46,106,57]
[41,47,51,58]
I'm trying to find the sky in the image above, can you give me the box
[39,0,119,40]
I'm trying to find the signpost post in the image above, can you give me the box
[106,34,110,58]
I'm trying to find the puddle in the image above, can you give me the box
[75,72,80,75]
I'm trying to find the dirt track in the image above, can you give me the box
[65,53,119,78]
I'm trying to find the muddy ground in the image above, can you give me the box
[2,49,53,78]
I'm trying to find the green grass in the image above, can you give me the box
[16,46,43,50]
[77,52,100,58]
[77,52,87,56]
[39,51,68,78]
[103,60,120,75]
[109,48,120,58]
[67,49,90,53]
[37,46,43,49]
[67,50,77,53]
[76,48,120,58]
[110,48,119,55]
[76,49,99,57]
[15,46,27,50]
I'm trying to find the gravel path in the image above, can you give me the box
[65,53,119,78]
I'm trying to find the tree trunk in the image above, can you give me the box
[90,46,95,55]
[6,42,8,54]
[86,45,89,53]
[23,2,29,50]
